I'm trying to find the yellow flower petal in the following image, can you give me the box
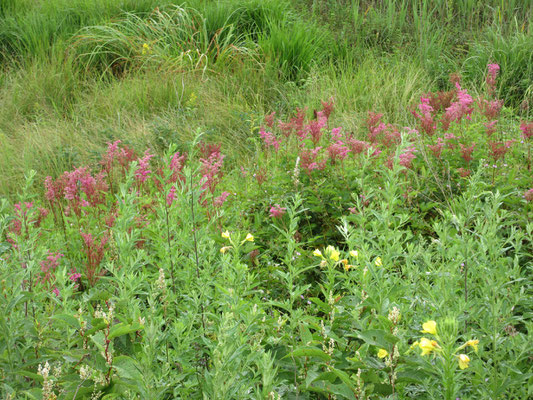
[458,354,470,369]
[244,233,254,242]
[465,339,479,352]
[375,257,383,267]
[377,348,388,358]
[326,245,340,261]
[221,230,230,239]
[419,338,439,356]
[349,250,358,258]
[313,249,323,257]
[421,320,437,335]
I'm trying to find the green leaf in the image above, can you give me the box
[284,347,331,361]
[113,355,143,381]
[108,323,143,340]
[51,313,80,329]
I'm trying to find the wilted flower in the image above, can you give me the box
[220,246,232,254]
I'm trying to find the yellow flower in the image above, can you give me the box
[375,257,383,267]
[243,233,254,243]
[419,338,439,356]
[344,263,355,272]
[313,249,323,258]
[458,354,470,369]
[377,348,388,358]
[220,246,232,254]
[141,42,151,55]
[221,230,230,239]
[421,320,437,335]
[326,245,340,262]
[409,341,420,350]
[349,250,359,258]
[465,339,479,352]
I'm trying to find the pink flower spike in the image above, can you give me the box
[135,150,154,184]
[269,204,287,219]
[214,191,230,207]
[167,186,177,207]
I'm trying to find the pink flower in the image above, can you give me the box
[460,143,475,163]
[167,186,177,206]
[300,147,326,174]
[321,97,335,119]
[214,191,230,207]
[306,117,326,145]
[200,151,225,194]
[52,287,60,297]
[524,188,533,202]
[486,63,500,95]
[264,111,276,128]
[69,268,82,282]
[444,83,474,124]
[399,146,417,169]
[413,97,437,136]
[484,120,498,136]
[428,138,445,158]
[259,128,281,151]
[101,140,121,171]
[520,121,533,140]
[135,150,154,184]
[366,112,386,143]
[478,98,503,120]
[331,127,342,141]
[269,204,287,218]
[169,151,187,182]
[346,138,370,155]
[327,140,350,163]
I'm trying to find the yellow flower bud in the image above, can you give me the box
[221,230,230,239]
[349,250,358,258]
[313,249,323,257]
[375,257,383,267]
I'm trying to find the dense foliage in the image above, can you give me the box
[1,64,532,399]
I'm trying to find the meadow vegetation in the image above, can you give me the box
[0,0,532,399]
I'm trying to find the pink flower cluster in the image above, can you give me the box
[135,150,154,184]
[259,128,281,151]
[269,204,286,219]
[443,83,474,127]
[45,166,108,213]
[413,97,437,136]
[486,63,500,96]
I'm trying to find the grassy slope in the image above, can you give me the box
[0,0,531,195]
